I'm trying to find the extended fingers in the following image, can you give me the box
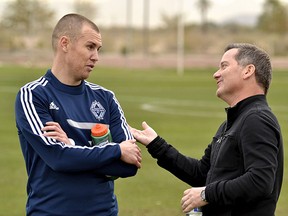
[42,122,61,131]
[133,143,142,168]
[135,145,142,168]
[41,122,70,144]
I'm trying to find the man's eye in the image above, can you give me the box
[221,65,227,69]
[87,45,95,50]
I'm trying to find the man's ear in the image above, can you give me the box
[243,64,255,79]
[59,36,70,52]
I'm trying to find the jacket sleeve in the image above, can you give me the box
[205,112,282,205]
[15,86,136,176]
[95,160,137,178]
[97,91,138,177]
[108,93,134,141]
[147,136,210,186]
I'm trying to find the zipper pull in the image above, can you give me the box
[217,136,223,143]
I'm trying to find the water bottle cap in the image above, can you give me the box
[91,124,108,137]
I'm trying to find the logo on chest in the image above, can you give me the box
[49,101,59,110]
[90,100,106,120]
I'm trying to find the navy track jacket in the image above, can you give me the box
[15,70,137,216]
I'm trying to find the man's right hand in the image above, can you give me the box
[130,121,158,146]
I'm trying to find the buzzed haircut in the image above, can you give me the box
[52,13,100,52]
[225,43,272,95]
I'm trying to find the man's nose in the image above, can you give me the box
[213,70,220,79]
[91,50,99,62]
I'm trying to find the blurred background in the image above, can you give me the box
[1,0,288,70]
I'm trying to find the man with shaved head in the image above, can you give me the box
[15,13,141,216]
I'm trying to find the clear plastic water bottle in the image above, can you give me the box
[186,207,202,216]
[91,124,118,180]
[91,123,112,147]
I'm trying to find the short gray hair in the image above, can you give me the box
[225,43,272,94]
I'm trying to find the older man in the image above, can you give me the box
[131,43,283,216]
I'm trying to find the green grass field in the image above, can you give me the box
[0,65,287,215]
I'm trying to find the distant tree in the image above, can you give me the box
[196,0,211,33]
[2,0,55,35]
[257,0,288,34]
[73,0,97,21]
[161,13,180,29]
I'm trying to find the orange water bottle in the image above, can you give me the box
[91,123,112,147]
[91,124,118,180]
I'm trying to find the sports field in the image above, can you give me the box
[0,65,287,215]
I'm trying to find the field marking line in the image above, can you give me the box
[141,103,225,118]
[119,95,288,118]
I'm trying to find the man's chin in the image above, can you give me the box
[216,90,223,99]
[84,69,93,76]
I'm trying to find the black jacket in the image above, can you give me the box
[147,95,283,216]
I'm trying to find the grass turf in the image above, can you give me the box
[0,65,287,215]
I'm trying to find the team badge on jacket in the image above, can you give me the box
[90,100,106,120]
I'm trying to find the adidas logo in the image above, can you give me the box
[49,101,59,110]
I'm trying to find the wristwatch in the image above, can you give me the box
[200,189,207,202]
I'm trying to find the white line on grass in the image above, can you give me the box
[141,103,225,118]
[119,96,288,119]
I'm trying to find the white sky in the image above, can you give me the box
[1,0,288,27]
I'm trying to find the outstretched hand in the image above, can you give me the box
[130,121,158,146]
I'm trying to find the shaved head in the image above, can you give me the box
[52,13,100,52]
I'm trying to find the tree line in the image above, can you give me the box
[1,0,288,55]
